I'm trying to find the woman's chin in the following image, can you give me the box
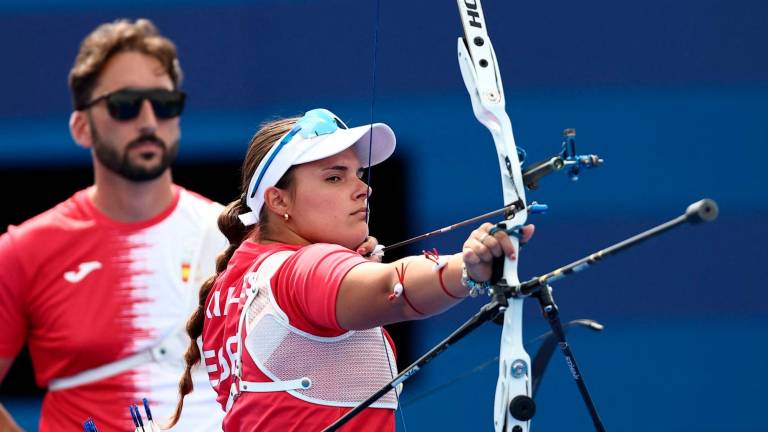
[314,231,368,250]
[347,231,370,251]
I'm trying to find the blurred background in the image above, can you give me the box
[1,0,766,430]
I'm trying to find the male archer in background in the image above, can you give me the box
[0,19,227,430]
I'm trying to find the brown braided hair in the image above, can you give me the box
[166,116,299,427]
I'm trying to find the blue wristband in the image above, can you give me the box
[460,264,492,297]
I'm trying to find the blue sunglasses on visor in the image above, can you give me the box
[249,109,348,199]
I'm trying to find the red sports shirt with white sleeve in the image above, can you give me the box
[0,185,227,431]
[202,241,397,431]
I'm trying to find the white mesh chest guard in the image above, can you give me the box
[231,250,398,411]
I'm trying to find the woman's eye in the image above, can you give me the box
[326,175,342,182]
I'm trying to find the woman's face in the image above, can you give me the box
[285,147,371,250]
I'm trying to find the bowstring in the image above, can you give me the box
[365,0,409,431]
[364,0,379,210]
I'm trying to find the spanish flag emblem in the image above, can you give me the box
[181,262,191,282]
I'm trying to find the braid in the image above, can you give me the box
[167,116,299,427]
[166,199,250,428]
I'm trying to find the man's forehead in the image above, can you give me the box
[93,51,173,95]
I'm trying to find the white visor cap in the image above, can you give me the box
[294,122,395,166]
[239,112,396,226]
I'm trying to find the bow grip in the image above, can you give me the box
[489,222,511,285]
[490,254,505,286]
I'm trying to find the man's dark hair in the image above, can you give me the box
[69,18,183,110]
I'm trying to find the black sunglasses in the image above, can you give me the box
[79,88,186,121]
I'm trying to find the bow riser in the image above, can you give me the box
[457,1,531,431]
[456,10,527,216]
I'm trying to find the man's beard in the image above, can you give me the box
[91,125,179,182]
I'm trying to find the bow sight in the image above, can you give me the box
[522,129,604,191]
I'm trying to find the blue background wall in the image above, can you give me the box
[1,0,766,430]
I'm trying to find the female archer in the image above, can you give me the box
[167,108,533,431]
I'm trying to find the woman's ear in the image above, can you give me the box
[263,186,290,218]
[70,111,93,149]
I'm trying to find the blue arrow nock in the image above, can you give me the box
[82,418,99,432]
[129,405,140,428]
[142,398,154,422]
[134,405,145,428]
